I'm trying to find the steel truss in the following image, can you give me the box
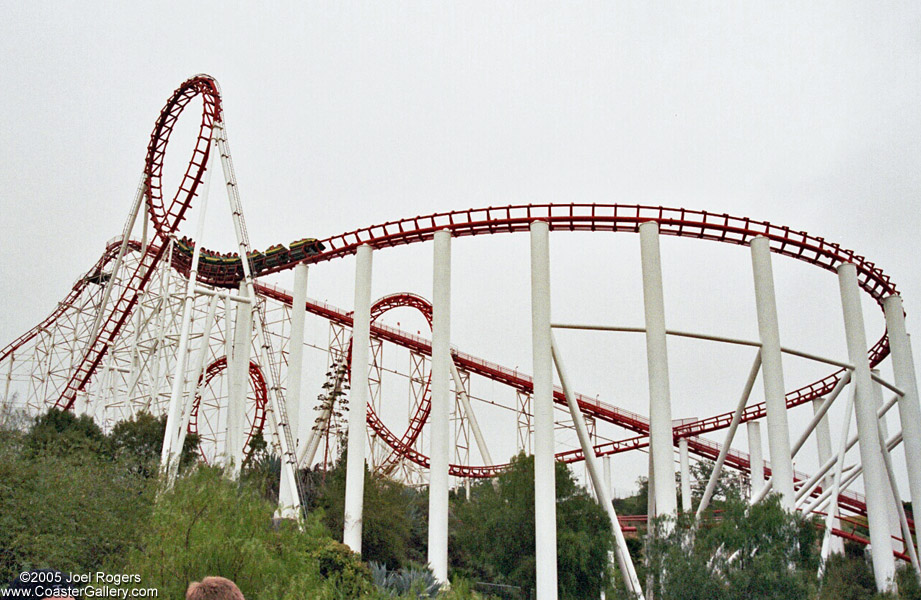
[3,76,920,596]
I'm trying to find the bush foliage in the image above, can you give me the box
[4,409,921,600]
[450,453,613,599]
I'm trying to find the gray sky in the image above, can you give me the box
[2,2,920,493]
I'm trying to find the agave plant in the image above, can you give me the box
[369,562,441,598]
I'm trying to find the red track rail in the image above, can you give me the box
[254,281,869,516]
[55,75,221,409]
[1,77,898,520]
[187,356,267,464]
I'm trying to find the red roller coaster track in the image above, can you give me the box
[56,75,221,409]
[187,356,268,465]
[1,74,905,531]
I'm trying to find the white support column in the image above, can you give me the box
[288,263,309,450]
[647,452,656,519]
[750,236,795,510]
[838,263,896,591]
[552,335,645,599]
[161,150,214,475]
[812,396,835,497]
[602,452,614,600]
[645,452,655,599]
[883,295,921,562]
[872,369,903,549]
[279,262,308,519]
[812,398,834,487]
[747,421,765,499]
[806,381,845,555]
[343,245,373,553]
[639,222,678,519]
[874,418,921,577]
[603,455,612,500]
[530,221,558,600]
[226,282,251,478]
[679,438,691,513]
[429,230,451,585]
[819,388,857,571]
[450,363,494,465]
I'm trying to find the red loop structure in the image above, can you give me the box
[349,293,435,475]
[145,75,221,242]
[55,76,224,409]
[187,356,267,463]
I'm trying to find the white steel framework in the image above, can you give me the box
[6,75,921,600]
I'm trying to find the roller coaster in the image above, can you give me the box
[2,75,919,599]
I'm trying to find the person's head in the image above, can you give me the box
[5,569,76,599]
[185,576,245,600]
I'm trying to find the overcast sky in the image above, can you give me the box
[2,2,920,494]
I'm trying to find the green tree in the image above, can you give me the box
[109,411,199,476]
[450,453,613,599]
[23,408,110,458]
[312,449,424,569]
[646,494,818,600]
[690,458,747,509]
[0,429,154,582]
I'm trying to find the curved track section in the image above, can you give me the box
[357,293,435,476]
[174,205,898,488]
[183,204,894,468]
[188,356,267,464]
[55,75,221,409]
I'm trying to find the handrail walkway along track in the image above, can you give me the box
[0,75,914,567]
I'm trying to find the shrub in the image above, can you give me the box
[450,453,612,599]
[0,430,154,582]
[371,562,440,598]
[646,494,818,600]
[124,466,365,599]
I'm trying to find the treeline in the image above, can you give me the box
[0,409,611,599]
[612,465,920,600]
[2,409,919,599]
